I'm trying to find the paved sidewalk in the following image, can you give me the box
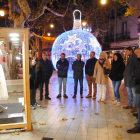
[0,71,139,140]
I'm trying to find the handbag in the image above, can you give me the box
[103,67,111,75]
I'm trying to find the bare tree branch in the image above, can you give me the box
[28,0,71,22]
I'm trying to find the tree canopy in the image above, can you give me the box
[113,0,140,17]
[0,0,122,37]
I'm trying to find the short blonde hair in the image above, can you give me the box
[100,52,107,59]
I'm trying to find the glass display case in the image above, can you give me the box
[0,28,31,130]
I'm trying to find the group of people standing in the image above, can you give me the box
[29,47,140,133]
[56,51,111,102]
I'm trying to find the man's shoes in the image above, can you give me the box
[35,102,41,107]
[31,105,36,110]
[40,98,43,101]
[130,107,137,113]
[81,94,83,98]
[92,95,96,99]
[127,126,140,133]
[133,113,138,116]
[45,96,51,100]
[123,105,133,109]
[57,94,61,98]
[64,94,68,98]
[86,94,92,98]
[72,94,76,98]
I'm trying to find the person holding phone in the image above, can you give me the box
[29,58,41,109]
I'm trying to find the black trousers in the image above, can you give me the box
[40,79,49,99]
[30,89,36,105]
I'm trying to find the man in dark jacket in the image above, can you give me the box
[39,52,53,100]
[56,53,69,98]
[72,54,84,98]
[123,47,139,113]
[85,51,97,99]
[127,48,140,133]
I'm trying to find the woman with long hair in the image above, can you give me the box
[30,58,41,109]
[109,53,125,106]
[93,52,111,102]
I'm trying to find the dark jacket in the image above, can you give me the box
[39,59,53,80]
[134,58,140,93]
[72,60,84,79]
[85,58,97,76]
[109,53,125,81]
[29,64,41,89]
[56,58,69,78]
[124,53,139,88]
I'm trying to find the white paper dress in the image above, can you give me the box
[0,56,9,100]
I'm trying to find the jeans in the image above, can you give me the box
[126,87,137,107]
[74,79,83,95]
[58,77,67,95]
[136,94,140,127]
[40,79,49,99]
[112,80,121,101]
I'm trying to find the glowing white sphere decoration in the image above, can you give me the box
[51,10,102,77]
[51,30,101,77]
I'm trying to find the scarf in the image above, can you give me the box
[99,58,106,68]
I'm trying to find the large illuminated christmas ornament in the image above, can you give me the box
[51,10,102,77]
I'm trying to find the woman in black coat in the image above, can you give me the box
[109,53,125,106]
[30,58,41,109]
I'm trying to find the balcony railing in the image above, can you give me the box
[104,32,130,43]
[104,36,114,43]
[116,32,130,41]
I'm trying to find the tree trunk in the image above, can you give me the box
[10,45,20,79]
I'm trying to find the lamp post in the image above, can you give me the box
[138,17,140,48]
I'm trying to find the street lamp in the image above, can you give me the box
[82,22,86,26]
[101,0,106,4]
[0,10,5,16]
[50,24,54,28]
[47,33,51,36]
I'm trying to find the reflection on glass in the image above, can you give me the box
[0,34,26,125]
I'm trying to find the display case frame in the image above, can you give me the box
[0,28,31,131]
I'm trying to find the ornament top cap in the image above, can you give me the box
[73,10,82,30]
[73,10,81,21]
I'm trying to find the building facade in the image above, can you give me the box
[103,7,139,51]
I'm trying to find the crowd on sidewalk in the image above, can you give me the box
[29,47,140,134]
